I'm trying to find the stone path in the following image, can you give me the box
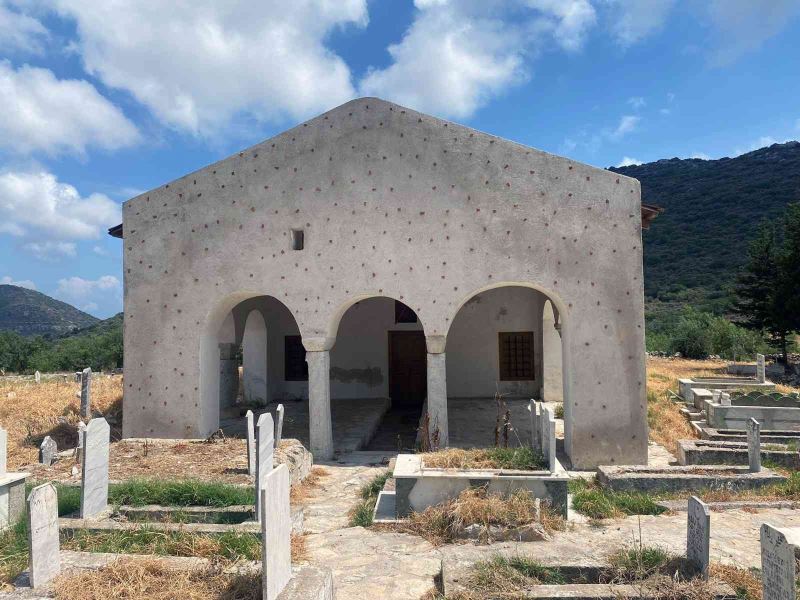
[301,451,800,599]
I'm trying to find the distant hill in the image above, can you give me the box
[0,284,99,337]
[611,141,800,314]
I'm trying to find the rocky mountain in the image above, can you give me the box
[611,141,800,314]
[0,284,99,337]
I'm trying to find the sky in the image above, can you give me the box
[0,0,799,319]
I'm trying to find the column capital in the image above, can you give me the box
[425,335,446,354]
[302,337,334,352]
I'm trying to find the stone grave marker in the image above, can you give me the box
[544,407,556,472]
[747,417,761,473]
[80,417,110,518]
[38,436,57,466]
[75,422,86,462]
[529,400,540,452]
[261,464,291,600]
[74,372,81,383]
[0,427,6,475]
[712,390,722,404]
[80,367,92,419]
[686,496,710,580]
[255,412,275,520]
[720,392,731,406]
[27,483,60,588]
[760,523,797,600]
[34,371,41,384]
[246,410,256,477]
[757,354,766,384]
[275,404,285,448]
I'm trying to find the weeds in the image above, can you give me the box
[347,470,391,527]
[107,480,254,507]
[0,519,29,585]
[569,479,665,519]
[421,447,546,471]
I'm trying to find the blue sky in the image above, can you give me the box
[1,0,799,318]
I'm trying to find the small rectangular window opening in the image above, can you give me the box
[499,331,535,381]
[291,229,304,251]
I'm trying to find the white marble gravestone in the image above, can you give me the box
[760,523,798,600]
[720,392,731,406]
[80,367,92,419]
[712,390,722,404]
[246,410,256,477]
[757,354,766,384]
[275,404,285,448]
[255,412,275,520]
[38,436,57,466]
[261,464,291,600]
[34,371,40,384]
[747,417,761,473]
[27,483,60,588]
[0,427,6,475]
[80,417,110,518]
[686,496,710,579]
[528,400,540,452]
[544,407,556,473]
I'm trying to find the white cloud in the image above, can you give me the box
[92,245,108,256]
[0,2,48,54]
[0,275,36,290]
[627,96,646,109]
[706,0,800,66]
[0,61,141,156]
[604,0,675,47]
[359,0,596,119]
[612,115,640,138]
[0,170,121,260]
[733,135,792,157]
[616,156,641,167]
[690,152,711,160]
[48,0,368,134]
[81,302,99,312]
[659,108,671,115]
[55,275,121,307]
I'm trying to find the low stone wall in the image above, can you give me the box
[677,439,800,469]
[700,425,800,444]
[678,378,775,404]
[393,454,569,518]
[706,403,800,431]
[276,439,312,485]
[596,464,785,494]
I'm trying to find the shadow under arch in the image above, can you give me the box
[199,292,302,436]
[444,280,573,456]
[325,293,428,348]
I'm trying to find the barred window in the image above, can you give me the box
[284,335,308,381]
[498,332,534,381]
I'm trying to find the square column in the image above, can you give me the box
[306,350,333,460]
[426,352,448,447]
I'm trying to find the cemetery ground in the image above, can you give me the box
[0,361,799,598]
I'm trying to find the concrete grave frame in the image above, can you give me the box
[118,97,649,469]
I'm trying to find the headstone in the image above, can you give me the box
[261,464,292,600]
[711,390,722,404]
[80,417,110,518]
[543,407,556,473]
[38,436,57,466]
[747,417,761,473]
[686,496,710,580]
[246,410,256,477]
[255,412,275,520]
[27,483,60,588]
[80,367,92,419]
[75,422,86,462]
[720,392,731,406]
[757,354,766,384]
[275,404,285,448]
[528,400,540,451]
[74,372,81,383]
[0,427,6,475]
[760,523,797,600]
[34,371,41,384]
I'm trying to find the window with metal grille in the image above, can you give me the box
[284,335,308,381]
[394,300,418,323]
[498,332,534,381]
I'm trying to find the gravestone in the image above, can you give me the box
[74,372,81,383]
[275,404,285,448]
[712,390,722,404]
[528,400,540,452]
[544,407,556,472]
[246,410,255,477]
[80,417,110,518]
[261,464,292,600]
[686,496,710,580]
[27,483,60,588]
[747,417,761,473]
[255,412,275,520]
[760,523,797,600]
[34,371,41,384]
[80,367,92,419]
[75,422,86,462]
[38,436,57,466]
[0,427,6,474]
[757,354,766,384]
[720,392,731,406]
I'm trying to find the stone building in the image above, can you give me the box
[110,97,657,469]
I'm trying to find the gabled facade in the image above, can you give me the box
[117,97,648,469]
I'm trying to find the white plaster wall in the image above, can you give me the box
[121,97,648,468]
[446,287,544,398]
[542,300,564,403]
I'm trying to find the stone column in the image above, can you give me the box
[426,352,448,448]
[306,350,333,460]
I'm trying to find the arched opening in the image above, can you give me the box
[328,296,425,451]
[201,294,304,436]
[445,284,570,450]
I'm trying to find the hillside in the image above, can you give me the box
[0,284,99,337]
[611,141,800,314]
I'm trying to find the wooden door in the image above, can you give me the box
[388,331,427,407]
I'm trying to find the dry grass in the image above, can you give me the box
[711,564,762,599]
[53,560,261,600]
[0,375,122,469]
[290,533,309,563]
[289,466,328,505]
[420,447,543,471]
